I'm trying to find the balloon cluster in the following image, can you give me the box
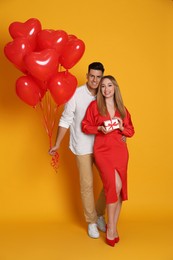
[4,18,85,172]
[4,18,85,107]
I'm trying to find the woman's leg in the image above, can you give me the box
[114,172,122,237]
[107,203,117,239]
[114,196,122,237]
[107,171,122,239]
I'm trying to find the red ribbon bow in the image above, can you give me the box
[107,121,119,130]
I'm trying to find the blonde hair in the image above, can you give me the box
[97,75,126,118]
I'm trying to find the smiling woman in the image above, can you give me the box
[82,75,135,246]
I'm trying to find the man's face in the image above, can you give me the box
[86,69,103,90]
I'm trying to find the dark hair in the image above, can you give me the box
[88,62,105,73]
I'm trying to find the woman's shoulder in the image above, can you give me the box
[124,106,133,120]
[88,100,97,109]
[125,106,131,114]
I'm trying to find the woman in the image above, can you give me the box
[82,75,134,246]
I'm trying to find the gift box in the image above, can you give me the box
[104,118,119,131]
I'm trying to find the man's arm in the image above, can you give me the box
[49,92,76,155]
[49,126,68,155]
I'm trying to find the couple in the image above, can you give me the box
[49,62,135,247]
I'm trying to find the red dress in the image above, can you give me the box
[82,100,135,204]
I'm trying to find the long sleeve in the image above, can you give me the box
[121,109,135,137]
[82,102,99,135]
[59,94,76,129]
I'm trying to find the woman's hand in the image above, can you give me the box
[114,117,124,131]
[98,125,109,134]
[98,126,115,134]
[49,145,59,156]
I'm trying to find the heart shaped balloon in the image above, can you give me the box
[59,38,85,69]
[9,18,42,50]
[4,37,32,73]
[16,75,41,106]
[68,34,77,41]
[37,29,68,55]
[48,71,77,106]
[24,49,59,81]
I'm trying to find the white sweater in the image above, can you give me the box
[59,84,96,155]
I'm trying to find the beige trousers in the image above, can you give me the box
[76,154,106,223]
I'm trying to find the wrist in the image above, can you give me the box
[55,143,60,149]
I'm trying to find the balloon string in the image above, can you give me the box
[39,98,51,145]
[51,152,59,173]
[39,91,59,171]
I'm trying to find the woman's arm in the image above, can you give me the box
[121,109,135,137]
[82,103,99,134]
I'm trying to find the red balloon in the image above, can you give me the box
[48,71,77,106]
[16,75,41,106]
[59,38,85,69]
[68,34,77,41]
[38,86,47,99]
[4,37,32,73]
[33,77,48,91]
[24,49,59,81]
[9,18,42,50]
[37,29,68,55]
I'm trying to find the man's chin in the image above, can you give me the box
[91,85,98,89]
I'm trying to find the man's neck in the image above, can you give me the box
[86,84,97,96]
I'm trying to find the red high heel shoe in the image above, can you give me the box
[106,225,115,247]
[106,236,115,247]
[106,225,120,245]
[114,236,120,243]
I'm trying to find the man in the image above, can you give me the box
[49,62,106,238]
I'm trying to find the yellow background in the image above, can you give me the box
[0,0,173,259]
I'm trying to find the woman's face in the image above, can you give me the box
[100,78,115,98]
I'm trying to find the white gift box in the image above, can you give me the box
[104,118,119,131]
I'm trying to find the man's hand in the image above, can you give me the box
[49,145,59,156]
[121,135,126,142]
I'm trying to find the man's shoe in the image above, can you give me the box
[88,223,100,238]
[97,216,106,232]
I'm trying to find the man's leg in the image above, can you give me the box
[93,161,106,217]
[95,183,106,232]
[76,154,100,238]
[75,154,97,223]
[96,187,106,217]
[93,161,106,232]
